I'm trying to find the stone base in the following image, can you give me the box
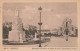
[8,30,25,43]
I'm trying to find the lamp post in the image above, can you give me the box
[38,6,42,47]
[65,21,69,41]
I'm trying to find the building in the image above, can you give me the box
[51,29,58,34]
[58,17,78,37]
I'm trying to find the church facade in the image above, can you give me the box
[58,17,78,37]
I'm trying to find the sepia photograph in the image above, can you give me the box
[2,2,78,47]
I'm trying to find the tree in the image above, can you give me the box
[3,22,12,39]
[28,25,37,35]
[24,25,37,40]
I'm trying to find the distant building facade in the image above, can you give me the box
[58,17,78,37]
[37,29,50,35]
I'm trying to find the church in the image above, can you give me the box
[58,17,78,37]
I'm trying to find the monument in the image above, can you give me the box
[8,9,26,43]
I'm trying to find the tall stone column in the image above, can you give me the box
[8,9,26,43]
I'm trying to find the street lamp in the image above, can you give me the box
[38,6,42,47]
[65,21,69,41]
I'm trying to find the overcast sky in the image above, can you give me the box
[3,3,77,30]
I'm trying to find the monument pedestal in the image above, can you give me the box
[8,30,25,43]
[8,30,19,42]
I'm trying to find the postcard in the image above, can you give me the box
[0,0,80,51]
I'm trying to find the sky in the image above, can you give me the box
[3,3,77,30]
